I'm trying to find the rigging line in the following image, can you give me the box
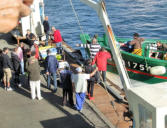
[69,0,89,58]
[69,0,86,37]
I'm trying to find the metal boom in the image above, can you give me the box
[80,0,131,91]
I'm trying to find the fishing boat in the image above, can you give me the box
[80,34,167,84]
[79,0,167,128]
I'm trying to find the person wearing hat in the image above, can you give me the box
[72,66,98,112]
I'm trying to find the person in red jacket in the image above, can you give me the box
[92,47,111,82]
[51,26,63,54]
[30,38,40,60]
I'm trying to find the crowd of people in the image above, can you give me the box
[0,6,112,111]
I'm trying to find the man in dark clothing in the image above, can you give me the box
[0,49,3,83]
[43,16,50,45]
[85,59,96,100]
[2,47,13,91]
[26,29,35,47]
[60,66,74,107]
[45,49,59,92]
[11,47,21,87]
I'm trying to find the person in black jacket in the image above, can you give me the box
[60,66,74,107]
[0,49,3,83]
[11,47,21,87]
[43,16,50,45]
[85,59,96,100]
[2,47,13,91]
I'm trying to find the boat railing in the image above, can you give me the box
[143,42,167,59]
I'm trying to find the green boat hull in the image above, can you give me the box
[80,34,167,84]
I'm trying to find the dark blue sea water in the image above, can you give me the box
[44,0,167,50]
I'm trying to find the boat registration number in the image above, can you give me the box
[123,60,152,72]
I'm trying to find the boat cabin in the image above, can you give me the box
[128,83,167,128]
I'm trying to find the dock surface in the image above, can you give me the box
[0,74,109,128]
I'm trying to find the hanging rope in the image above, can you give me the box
[69,0,89,59]
[69,0,86,39]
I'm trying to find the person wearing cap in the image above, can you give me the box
[45,49,59,93]
[72,66,98,112]
[129,33,144,56]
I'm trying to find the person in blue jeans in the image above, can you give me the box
[72,67,98,112]
[45,49,59,93]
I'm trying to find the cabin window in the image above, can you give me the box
[138,104,152,128]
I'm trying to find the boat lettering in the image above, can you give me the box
[123,60,152,72]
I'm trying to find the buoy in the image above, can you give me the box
[150,66,166,75]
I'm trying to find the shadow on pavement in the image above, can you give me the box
[40,91,95,128]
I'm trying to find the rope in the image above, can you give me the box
[69,0,86,40]
[69,0,90,59]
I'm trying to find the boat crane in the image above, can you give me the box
[80,0,167,128]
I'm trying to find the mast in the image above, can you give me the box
[80,0,131,91]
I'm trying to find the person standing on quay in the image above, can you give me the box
[45,49,59,93]
[27,51,43,100]
[60,66,74,107]
[2,47,13,91]
[43,16,50,46]
[51,26,63,54]
[0,49,3,84]
[72,67,98,112]
[85,59,96,100]
[17,44,24,74]
[11,47,21,87]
